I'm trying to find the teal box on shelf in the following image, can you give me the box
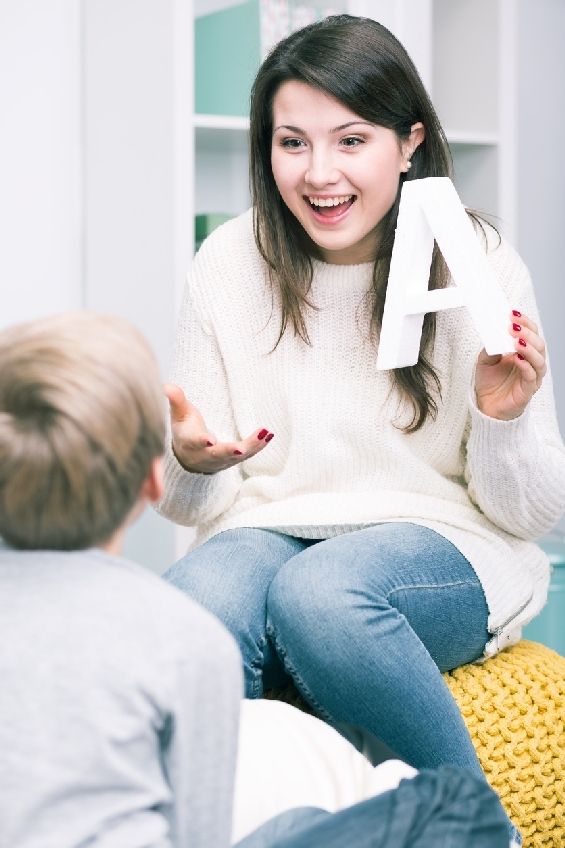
[523,537,565,656]
[195,1,261,117]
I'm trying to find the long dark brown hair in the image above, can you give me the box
[250,14,455,432]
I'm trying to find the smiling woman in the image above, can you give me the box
[156,15,565,847]
[270,80,424,264]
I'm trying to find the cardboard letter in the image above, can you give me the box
[376,177,514,370]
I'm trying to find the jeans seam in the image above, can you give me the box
[249,635,267,698]
[385,579,480,602]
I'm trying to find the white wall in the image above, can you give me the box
[516,0,565,534]
[83,0,178,374]
[83,0,192,571]
[0,0,82,327]
[516,0,565,433]
[0,0,188,572]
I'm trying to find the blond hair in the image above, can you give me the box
[0,312,165,550]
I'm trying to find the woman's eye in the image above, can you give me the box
[341,136,364,147]
[281,138,306,149]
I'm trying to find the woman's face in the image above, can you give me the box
[271,80,423,265]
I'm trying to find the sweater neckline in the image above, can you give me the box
[311,258,374,293]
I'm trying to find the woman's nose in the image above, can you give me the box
[304,149,339,187]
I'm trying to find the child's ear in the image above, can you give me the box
[139,456,165,503]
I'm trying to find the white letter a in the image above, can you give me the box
[376,177,514,370]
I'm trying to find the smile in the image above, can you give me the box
[308,195,353,207]
[304,195,356,221]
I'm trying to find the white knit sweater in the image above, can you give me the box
[157,209,565,655]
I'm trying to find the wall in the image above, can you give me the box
[516,0,565,533]
[517,0,565,433]
[0,0,82,328]
[83,0,192,570]
[0,0,185,572]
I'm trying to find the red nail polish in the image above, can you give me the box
[258,429,268,440]
[512,323,521,332]
[233,449,243,455]
[517,353,525,360]
[512,310,522,317]
[519,338,527,347]
[264,433,274,443]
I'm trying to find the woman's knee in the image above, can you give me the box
[267,527,410,626]
[163,530,274,636]
[267,543,352,641]
[165,527,295,590]
[164,529,307,693]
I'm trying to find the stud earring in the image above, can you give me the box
[405,160,412,171]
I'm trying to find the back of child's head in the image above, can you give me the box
[0,311,165,550]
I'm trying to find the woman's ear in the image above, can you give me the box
[401,122,425,172]
[409,121,425,151]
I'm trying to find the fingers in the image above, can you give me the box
[235,428,275,458]
[164,387,276,473]
[164,383,194,423]
[509,311,547,387]
[206,428,275,465]
[511,309,538,336]
[165,384,217,455]
[173,424,275,475]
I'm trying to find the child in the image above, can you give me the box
[0,311,509,848]
[0,312,243,847]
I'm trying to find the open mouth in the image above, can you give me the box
[305,195,356,220]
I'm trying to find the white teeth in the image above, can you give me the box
[308,195,353,207]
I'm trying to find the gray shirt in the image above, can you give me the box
[0,544,243,848]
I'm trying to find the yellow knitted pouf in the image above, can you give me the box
[443,640,565,848]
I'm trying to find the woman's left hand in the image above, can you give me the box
[474,311,547,420]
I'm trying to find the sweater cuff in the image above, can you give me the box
[467,392,535,459]
[164,449,220,497]
[156,449,222,525]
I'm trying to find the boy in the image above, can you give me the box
[0,312,242,848]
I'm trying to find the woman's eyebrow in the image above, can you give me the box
[273,124,305,133]
[273,121,374,134]
[331,121,374,132]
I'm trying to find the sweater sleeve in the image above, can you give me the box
[155,246,243,527]
[165,606,243,848]
[464,242,565,540]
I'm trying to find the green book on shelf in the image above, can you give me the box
[195,1,261,117]
[195,213,233,251]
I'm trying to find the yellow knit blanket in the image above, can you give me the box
[444,641,564,848]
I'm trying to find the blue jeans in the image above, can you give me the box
[163,523,488,774]
[164,523,519,842]
[233,767,508,847]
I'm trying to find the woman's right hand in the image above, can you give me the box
[164,384,274,474]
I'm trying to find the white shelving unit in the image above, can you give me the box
[193,115,250,218]
[431,0,517,238]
